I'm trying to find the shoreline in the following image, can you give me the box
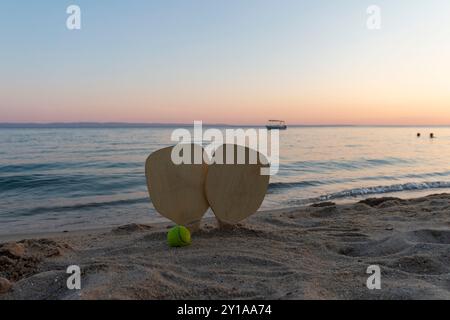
[3,188,450,240]
[1,193,449,299]
[0,205,306,242]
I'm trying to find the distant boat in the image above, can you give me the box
[266,120,287,130]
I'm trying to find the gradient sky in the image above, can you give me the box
[1,0,450,125]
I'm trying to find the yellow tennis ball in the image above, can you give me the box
[167,225,191,247]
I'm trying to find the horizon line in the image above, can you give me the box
[1,122,450,128]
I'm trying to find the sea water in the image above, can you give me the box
[1,125,450,234]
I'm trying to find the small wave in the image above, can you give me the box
[0,173,143,193]
[269,170,450,195]
[318,181,450,201]
[0,161,142,173]
[284,157,415,173]
[8,197,150,217]
[0,162,70,173]
[268,180,324,191]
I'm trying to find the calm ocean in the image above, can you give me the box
[1,125,450,235]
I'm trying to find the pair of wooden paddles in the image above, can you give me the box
[145,144,270,232]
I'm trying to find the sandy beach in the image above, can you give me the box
[1,193,449,300]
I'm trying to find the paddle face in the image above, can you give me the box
[145,144,209,226]
[205,144,270,224]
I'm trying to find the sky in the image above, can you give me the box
[1,0,450,125]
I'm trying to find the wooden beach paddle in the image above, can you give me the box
[205,144,270,225]
[145,144,209,231]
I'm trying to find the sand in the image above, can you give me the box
[1,193,449,300]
